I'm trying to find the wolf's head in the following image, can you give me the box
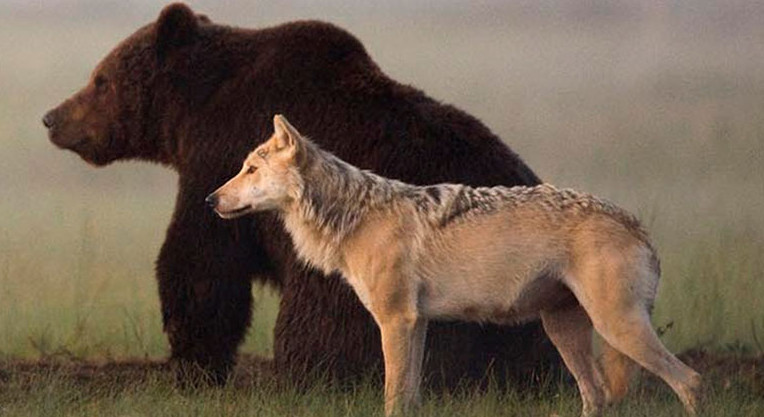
[207,114,304,219]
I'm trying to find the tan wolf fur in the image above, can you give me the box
[207,115,702,416]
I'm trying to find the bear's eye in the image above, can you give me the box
[94,75,108,92]
[246,166,256,174]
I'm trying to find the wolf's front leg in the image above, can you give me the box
[407,318,428,406]
[378,314,427,416]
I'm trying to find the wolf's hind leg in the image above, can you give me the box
[570,263,701,414]
[541,303,607,417]
[599,339,637,404]
[588,307,701,415]
[566,245,701,414]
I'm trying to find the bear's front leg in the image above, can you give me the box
[156,196,258,387]
[273,266,384,386]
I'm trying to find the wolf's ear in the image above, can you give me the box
[273,114,302,155]
[156,3,200,60]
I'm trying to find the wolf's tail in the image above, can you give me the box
[599,340,638,403]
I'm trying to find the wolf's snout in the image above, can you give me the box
[42,110,57,129]
[205,193,218,209]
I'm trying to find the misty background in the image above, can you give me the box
[1,0,762,359]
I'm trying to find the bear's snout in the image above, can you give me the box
[42,109,57,129]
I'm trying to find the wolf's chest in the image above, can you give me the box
[284,217,344,272]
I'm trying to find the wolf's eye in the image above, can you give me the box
[246,166,256,174]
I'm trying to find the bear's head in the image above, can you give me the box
[43,3,215,166]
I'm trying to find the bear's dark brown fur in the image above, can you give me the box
[45,3,561,387]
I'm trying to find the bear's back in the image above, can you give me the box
[185,19,540,192]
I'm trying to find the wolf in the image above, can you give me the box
[207,115,701,416]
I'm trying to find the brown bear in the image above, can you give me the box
[44,3,561,388]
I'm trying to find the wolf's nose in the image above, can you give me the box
[42,111,56,129]
[205,193,218,208]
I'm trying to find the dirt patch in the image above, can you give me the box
[678,349,763,396]
[0,354,274,389]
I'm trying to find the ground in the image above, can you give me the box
[0,351,761,416]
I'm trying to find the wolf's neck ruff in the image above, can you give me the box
[289,141,396,243]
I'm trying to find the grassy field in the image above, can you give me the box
[1,0,763,415]
[0,352,762,416]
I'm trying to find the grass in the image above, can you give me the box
[1,1,764,415]
[0,353,762,416]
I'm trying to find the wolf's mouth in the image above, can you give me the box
[218,205,252,218]
[230,205,252,215]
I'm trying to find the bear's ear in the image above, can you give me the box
[156,3,199,59]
